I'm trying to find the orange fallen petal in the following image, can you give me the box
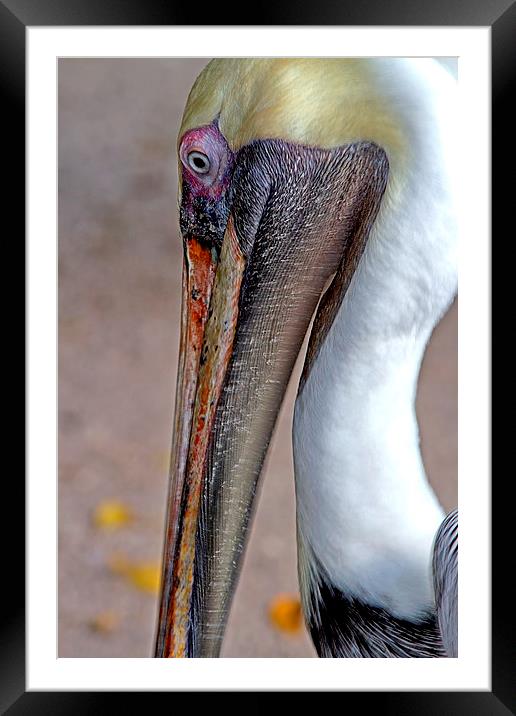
[107,553,161,595]
[125,562,161,594]
[93,500,133,529]
[107,552,129,574]
[88,611,119,634]
[268,594,303,634]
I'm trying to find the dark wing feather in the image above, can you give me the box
[432,508,458,657]
[304,552,445,657]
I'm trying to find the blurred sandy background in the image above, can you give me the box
[58,58,457,658]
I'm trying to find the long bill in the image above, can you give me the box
[155,138,389,657]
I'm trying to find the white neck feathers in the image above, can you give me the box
[293,59,458,622]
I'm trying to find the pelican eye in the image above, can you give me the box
[187,151,210,174]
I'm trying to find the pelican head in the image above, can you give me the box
[154,58,456,657]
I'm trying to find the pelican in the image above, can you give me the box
[154,58,458,658]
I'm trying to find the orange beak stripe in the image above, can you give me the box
[162,217,245,657]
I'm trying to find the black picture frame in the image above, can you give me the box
[8,0,508,711]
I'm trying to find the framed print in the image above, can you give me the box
[8,0,509,710]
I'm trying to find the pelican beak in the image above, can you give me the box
[155,137,388,657]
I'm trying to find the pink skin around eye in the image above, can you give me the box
[179,124,234,200]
